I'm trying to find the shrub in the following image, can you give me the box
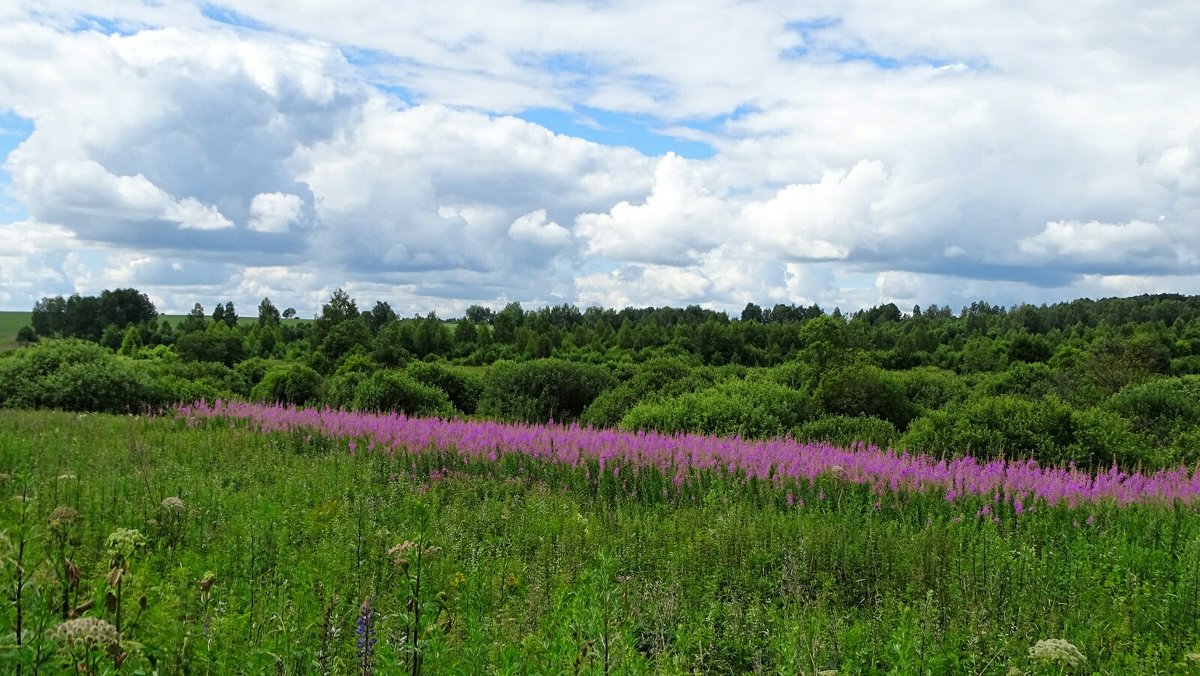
[620,379,814,439]
[478,359,616,423]
[815,363,916,428]
[900,395,1147,468]
[580,357,708,428]
[251,365,323,406]
[0,340,158,412]
[352,370,454,417]
[793,416,898,449]
[898,367,969,412]
[405,362,484,414]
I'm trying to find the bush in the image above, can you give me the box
[793,416,898,449]
[620,379,815,439]
[580,357,708,428]
[815,363,916,428]
[898,367,969,412]
[478,359,616,423]
[900,395,1146,468]
[352,370,454,417]
[405,362,484,414]
[16,325,37,343]
[1104,376,1200,447]
[251,365,323,406]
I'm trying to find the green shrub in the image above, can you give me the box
[898,367,969,412]
[581,357,708,428]
[478,359,616,423]
[900,395,1146,468]
[251,364,323,406]
[1105,376,1200,447]
[620,379,814,439]
[0,340,161,413]
[352,370,454,417]
[815,363,916,428]
[405,362,484,414]
[793,415,898,449]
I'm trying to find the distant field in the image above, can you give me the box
[0,310,30,351]
[0,310,311,352]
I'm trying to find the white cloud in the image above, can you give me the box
[508,209,571,247]
[1018,220,1175,265]
[575,153,731,265]
[248,192,304,233]
[2,3,1200,314]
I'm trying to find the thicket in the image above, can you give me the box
[10,290,1200,469]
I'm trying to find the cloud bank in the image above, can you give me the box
[2,1,1200,316]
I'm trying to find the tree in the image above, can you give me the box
[221,301,238,328]
[31,296,67,336]
[740,302,765,323]
[313,289,359,346]
[365,301,398,334]
[181,303,208,333]
[212,303,226,326]
[282,307,297,320]
[97,288,157,330]
[257,297,281,327]
[464,305,494,324]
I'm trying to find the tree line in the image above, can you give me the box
[9,288,1200,470]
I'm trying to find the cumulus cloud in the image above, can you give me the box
[2,2,1200,314]
[1018,220,1176,266]
[248,192,304,233]
[575,153,731,265]
[508,209,571,247]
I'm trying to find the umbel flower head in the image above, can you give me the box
[50,616,119,651]
[47,506,82,538]
[160,496,185,513]
[104,528,147,560]
[1028,638,1086,667]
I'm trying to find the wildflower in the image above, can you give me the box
[104,528,147,560]
[199,571,217,593]
[160,496,186,513]
[48,506,82,538]
[356,596,377,675]
[50,616,119,651]
[1028,638,1086,668]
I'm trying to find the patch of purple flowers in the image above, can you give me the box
[179,401,1200,510]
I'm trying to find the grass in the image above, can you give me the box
[0,311,31,351]
[1,409,1199,673]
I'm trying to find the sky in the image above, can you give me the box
[1,1,1199,317]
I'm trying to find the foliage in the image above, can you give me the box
[250,364,323,406]
[352,370,455,418]
[815,363,916,428]
[478,358,615,423]
[621,378,814,438]
[404,361,484,414]
[793,415,898,448]
[900,395,1146,467]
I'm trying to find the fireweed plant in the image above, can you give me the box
[1,407,1199,673]
[180,400,1200,511]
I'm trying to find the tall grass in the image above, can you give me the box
[1,409,1198,673]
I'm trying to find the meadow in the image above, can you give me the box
[2,405,1199,674]
[0,310,31,352]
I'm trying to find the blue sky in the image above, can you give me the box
[1,1,1198,315]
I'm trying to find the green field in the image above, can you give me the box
[2,409,1198,673]
[0,311,31,351]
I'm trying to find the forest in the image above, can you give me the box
[7,288,1200,471]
